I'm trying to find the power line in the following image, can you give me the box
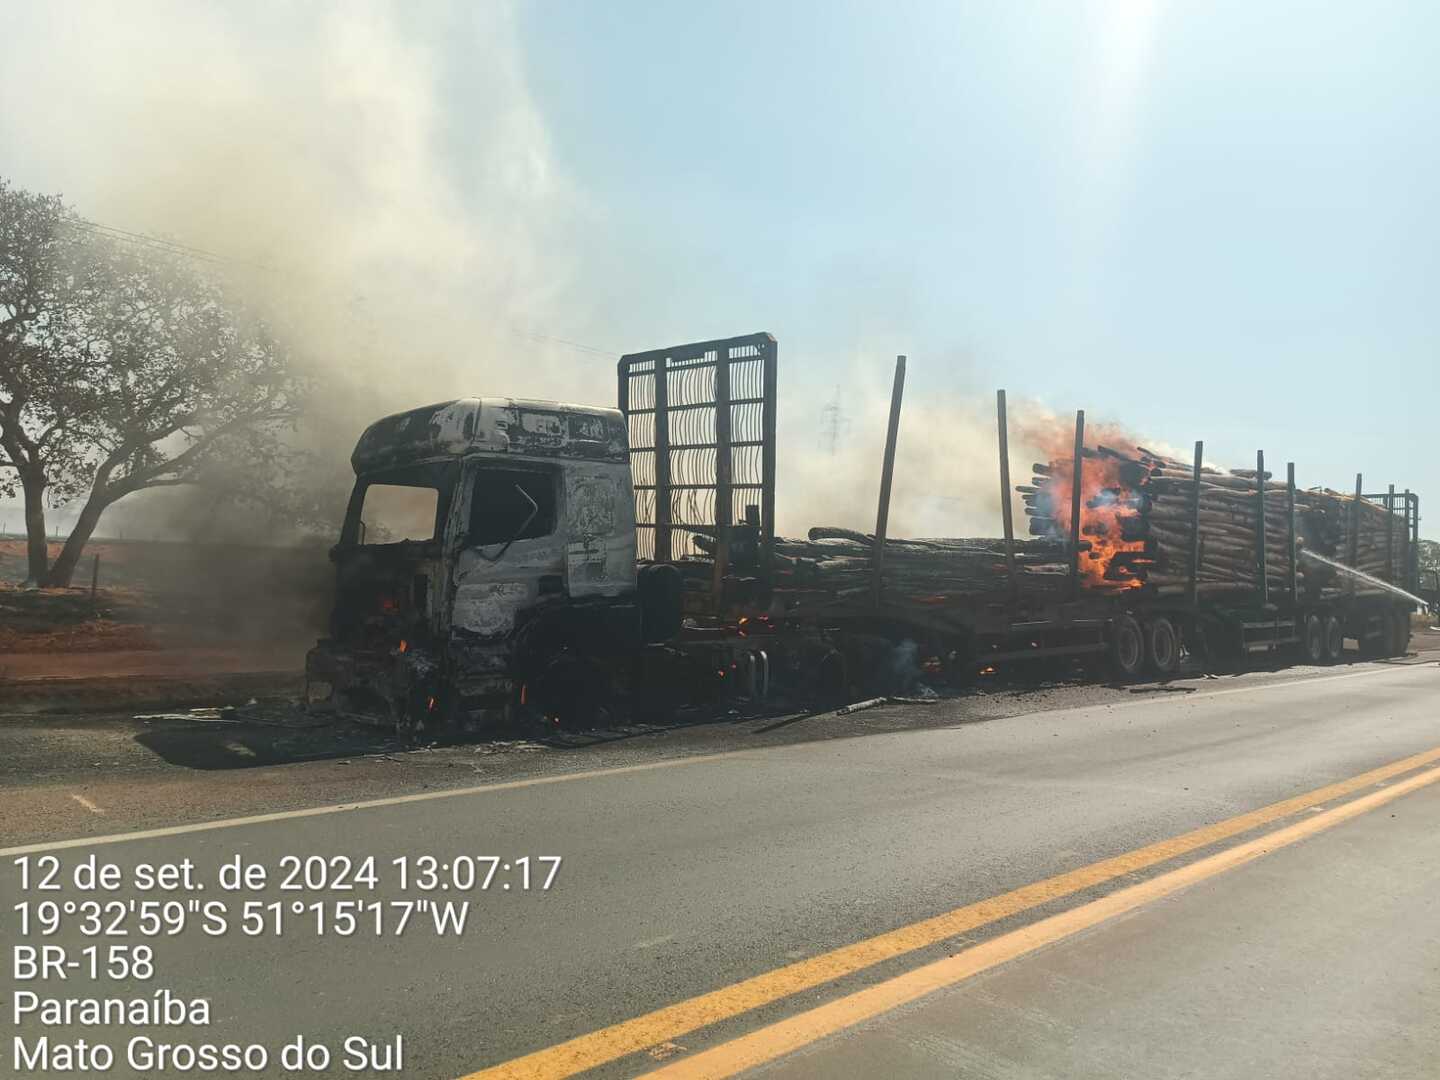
[515,329,618,359]
[62,217,269,270]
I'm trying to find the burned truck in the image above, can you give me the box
[309,331,1425,731]
[309,334,785,730]
[305,396,682,729]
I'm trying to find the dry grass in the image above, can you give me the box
[0,620,157,653]
[0,583,160,653]
[1,537,331,653]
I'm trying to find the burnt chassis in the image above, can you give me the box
[306,514,647,730]
[768,579,1417,688]
[306,603,785,732]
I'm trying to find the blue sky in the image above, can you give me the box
[1,0,1436,539]
[510,0,1437,529]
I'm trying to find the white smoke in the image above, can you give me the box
[780,392,1015,540]
[0,0,600,436]
[0,1,618,540]
[779,375,1188,543]
[0,3,1179,549]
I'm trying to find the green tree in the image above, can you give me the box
[0,182,109,582]
[0,179,307,586]
[1418,538,1439,577]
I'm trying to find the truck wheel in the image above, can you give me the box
[1146,617,1181,676]
[1302,614,1326,665]
[1390,612,1411,657]
[946,641,978,689]
[816,648,849,704]
[1358,618,1382,658]
[1110,615,1145,680]
[1322,614,1345,663]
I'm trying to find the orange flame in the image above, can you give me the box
[1049,455,1145,587]
[1026,422,1150,589]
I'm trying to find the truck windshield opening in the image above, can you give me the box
[357,483,441,545]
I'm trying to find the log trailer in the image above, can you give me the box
[304,332,1425,730]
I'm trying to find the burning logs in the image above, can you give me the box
[1022,445,1406,597]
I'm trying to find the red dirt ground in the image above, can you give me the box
[1,537,325,682]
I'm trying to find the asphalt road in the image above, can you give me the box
[759,780,1440,1080]
[3,656,1438,1078]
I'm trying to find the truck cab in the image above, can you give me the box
[306,397,641,728]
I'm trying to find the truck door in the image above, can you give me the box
[564,462,637,599]
[450,463,564,639]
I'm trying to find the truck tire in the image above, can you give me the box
[946,640,978,688]
[816,648,849,704]
[1322,614,1345,664]
[1302,613,1326,665]
[1390,611,1411,657]
[1358,616,1382,658]
[1110,615,1145,679]
[1146,617,1181,676]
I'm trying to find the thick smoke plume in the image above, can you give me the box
[780,395,1008,539]
[1,3,1178,552]
[0,1,601,540]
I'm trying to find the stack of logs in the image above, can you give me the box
[769,528,1075,601]
[1022,446,1407,597]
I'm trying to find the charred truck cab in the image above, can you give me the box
[306,398,644,729]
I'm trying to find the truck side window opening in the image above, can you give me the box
[358,483,440,544]
[469,468,557,546]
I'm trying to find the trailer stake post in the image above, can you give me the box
[1405,488,1416,589]
[1069,409,1085,601]
[1386,483,1395,584]
[996,389,1019,612]
[1256,450,1268,606]
[1286,463,1298,602]
[1187,440,1203,610]
[871,355,907,607]
[761,343,778,590]
[1399,490,1410,591]
[711,347,733,603]
[1350,473,1362,596]
[653,356,672,562]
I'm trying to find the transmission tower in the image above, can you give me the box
[819,385,850,456]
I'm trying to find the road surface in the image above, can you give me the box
[2,654,1437,1078]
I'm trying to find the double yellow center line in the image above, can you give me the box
[642,757,1440,1078]
[466,742,1440,1080]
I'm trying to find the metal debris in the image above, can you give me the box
[834,689,942,715]
[133,707,244,724]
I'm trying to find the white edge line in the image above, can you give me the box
[2,661,1430,857]
[0,750,761,857]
